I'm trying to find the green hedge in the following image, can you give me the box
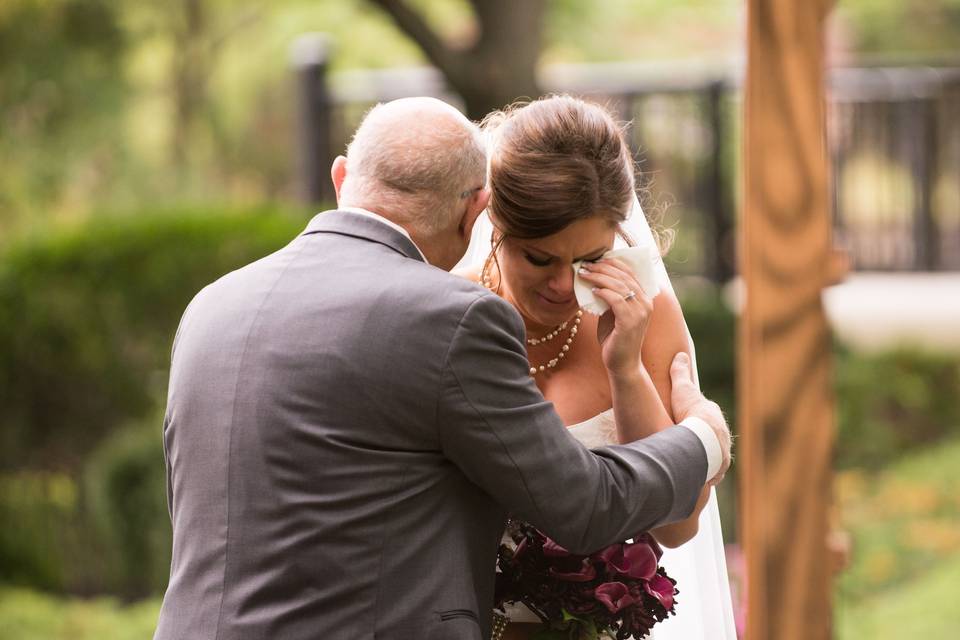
[834,346,960,470]
[0,207,305,472]
[0,206,306,595]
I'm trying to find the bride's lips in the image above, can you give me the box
[537,292,575,307]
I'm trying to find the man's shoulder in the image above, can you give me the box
[402,261,506,311]
[388,261,521,332]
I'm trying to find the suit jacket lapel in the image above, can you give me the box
[301,210,426,264]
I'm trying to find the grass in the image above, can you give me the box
[0,587,160,640]
[836,551,960,640]
[834,436,960,638]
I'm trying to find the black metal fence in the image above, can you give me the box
[292,36,960,280]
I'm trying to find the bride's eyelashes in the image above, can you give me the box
[523,252,553,267]
[523,251,607,267]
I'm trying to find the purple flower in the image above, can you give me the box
[620,541,658,580]
[645,573,676,610]
[594,581,640,613]
[596,540,658,580]
[591,543,622,564]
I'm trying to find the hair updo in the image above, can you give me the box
[484,95,636,240]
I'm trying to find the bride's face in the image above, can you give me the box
[495,216,617,330]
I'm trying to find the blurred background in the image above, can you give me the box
[1,1,958,638]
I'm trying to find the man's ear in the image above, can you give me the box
[459,187,492,239]
[330,156,348,204]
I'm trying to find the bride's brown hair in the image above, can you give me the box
[483,95,638,243]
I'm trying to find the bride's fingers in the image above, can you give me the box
[591,286,642,322]
[580,259,644,297]
[577,269,634,297]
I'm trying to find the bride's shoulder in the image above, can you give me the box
[451,263,483,284]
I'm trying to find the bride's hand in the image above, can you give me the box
[576,258,654,378]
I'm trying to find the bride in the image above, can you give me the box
[455,95,737,639]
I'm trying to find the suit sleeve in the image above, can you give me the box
[436,293,708,554]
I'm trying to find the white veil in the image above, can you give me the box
[456,197,738,640]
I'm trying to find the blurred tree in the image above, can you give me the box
[0,0,127,227]
[164,0,263,169]
[840,0,960,57]
[367,0,545,118]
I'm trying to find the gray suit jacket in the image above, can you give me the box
[154,210,707,640]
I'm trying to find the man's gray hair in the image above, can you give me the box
[340,100,487,234]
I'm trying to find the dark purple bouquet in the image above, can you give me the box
[494,521,677,640]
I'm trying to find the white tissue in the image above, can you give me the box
[572,246,660,315]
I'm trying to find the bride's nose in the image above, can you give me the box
[546,264,574,296]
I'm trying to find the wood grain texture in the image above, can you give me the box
[739,1,835,639]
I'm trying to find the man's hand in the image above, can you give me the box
[669,352,731,485]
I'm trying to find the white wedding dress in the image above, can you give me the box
[458,198,738,640]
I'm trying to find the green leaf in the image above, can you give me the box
[562,609,587,623]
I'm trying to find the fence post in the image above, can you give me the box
[702,80,734,282]
[908,96,939,270]
[291,33,335,205]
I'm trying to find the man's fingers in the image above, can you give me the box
[670,352,694,385]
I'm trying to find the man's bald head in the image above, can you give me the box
[339,97,487,233]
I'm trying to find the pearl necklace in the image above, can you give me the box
[526,318,570,346]
[526,309,582,376]
[481,253,584,376]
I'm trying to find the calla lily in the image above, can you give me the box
[620,541,658,580]
[594,581,640,613]
[591,543,622,564]
[596,540,657,580]
[645,573,676,610]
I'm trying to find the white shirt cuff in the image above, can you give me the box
[680,416,722,482]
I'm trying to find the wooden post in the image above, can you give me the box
[740,2,835,639]
[291,33,335,205]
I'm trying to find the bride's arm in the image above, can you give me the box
[617,289,711,547]
[610,305,710,548]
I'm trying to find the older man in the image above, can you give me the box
[154,98,729,640]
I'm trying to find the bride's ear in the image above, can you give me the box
[459,187,491,238]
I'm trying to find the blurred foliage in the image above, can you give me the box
[0,472,77,591]
[0,206,305,472]
[835,437,960,637]
[2,0,958,235]
[836,552,960,639]
[837,0,960,57]
[0,0,127,227]
[0,586,160,640]
[84,422,171,598]
[834,346,960,469]
[0,206,307,595]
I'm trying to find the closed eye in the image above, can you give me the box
[524,251,607,267]
[524,252,553,267]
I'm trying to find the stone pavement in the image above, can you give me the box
[822,272,960,352]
